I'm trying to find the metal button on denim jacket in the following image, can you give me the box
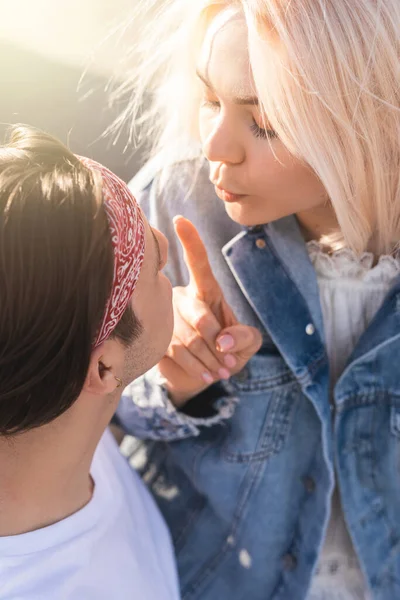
[116,157,400,600]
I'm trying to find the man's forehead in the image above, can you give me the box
[197,9,255,99]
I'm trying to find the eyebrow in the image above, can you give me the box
[196,68,259,106]
[150,227,162,276]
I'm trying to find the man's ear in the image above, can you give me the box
[83,342,122,396]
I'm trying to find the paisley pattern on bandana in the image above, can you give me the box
[78,157,145,347]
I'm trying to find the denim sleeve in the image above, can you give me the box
[115,366,238,441]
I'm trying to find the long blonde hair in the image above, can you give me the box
[119,0,400,254]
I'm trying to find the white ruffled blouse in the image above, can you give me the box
[306,242,400,600]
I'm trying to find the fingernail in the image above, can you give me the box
[224,354,237,369]
[202,372,214,385]
[217,334,234,352]
[218,368,231,380]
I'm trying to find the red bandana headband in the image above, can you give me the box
[78,157,146,347]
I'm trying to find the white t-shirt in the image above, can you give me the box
[0,428,181,600]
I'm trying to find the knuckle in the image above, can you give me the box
[192,312,213,333]
[204,352,223,372]
[187,362,203,377]
[167,339,182,358]
[166,340,201,377]
[186,334,204,354]
[212,357,225,371]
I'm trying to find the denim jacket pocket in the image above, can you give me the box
[230,351,294,393]
[222,353,298,462]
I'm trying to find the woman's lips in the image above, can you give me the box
[214,185,246,203]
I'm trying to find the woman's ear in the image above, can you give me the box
[83,342,122,396]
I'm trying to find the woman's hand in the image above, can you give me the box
[158,216,262,408]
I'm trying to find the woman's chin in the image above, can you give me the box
[224,202,265,227]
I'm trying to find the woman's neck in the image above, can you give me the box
[296,203,340,247]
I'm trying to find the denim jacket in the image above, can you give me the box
[116,157,400,600]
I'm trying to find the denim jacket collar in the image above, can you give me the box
[223,215,324,341]
[223,214,400,403]
[222,215,330,421]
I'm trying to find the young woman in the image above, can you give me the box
[115,1,400,598]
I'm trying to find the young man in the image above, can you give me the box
[0,126,179,599]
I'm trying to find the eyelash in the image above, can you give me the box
[201,100,277,141]
[250,121,277,140]
[202,100,220,110]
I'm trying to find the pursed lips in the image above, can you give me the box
[213,182,246,203]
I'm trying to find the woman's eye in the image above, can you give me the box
[201,99,221,111]
[250,119,277,140]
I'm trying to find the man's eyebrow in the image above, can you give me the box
[150,227,162,276]
[196,68,259,106]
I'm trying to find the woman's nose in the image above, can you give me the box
[202,116,245,166]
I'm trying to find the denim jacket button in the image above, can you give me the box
[302,476,316,493]
[305,323,315,336]
[282,553,297,571]
[255,238,266,249]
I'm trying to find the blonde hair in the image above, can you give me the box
[120,0,400,254]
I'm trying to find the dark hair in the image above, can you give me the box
[0,125,141,435]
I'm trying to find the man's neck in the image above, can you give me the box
[0,398,105,536]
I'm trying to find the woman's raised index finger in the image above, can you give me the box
[173,216,219,300]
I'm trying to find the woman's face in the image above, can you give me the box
[197,9,327,227]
